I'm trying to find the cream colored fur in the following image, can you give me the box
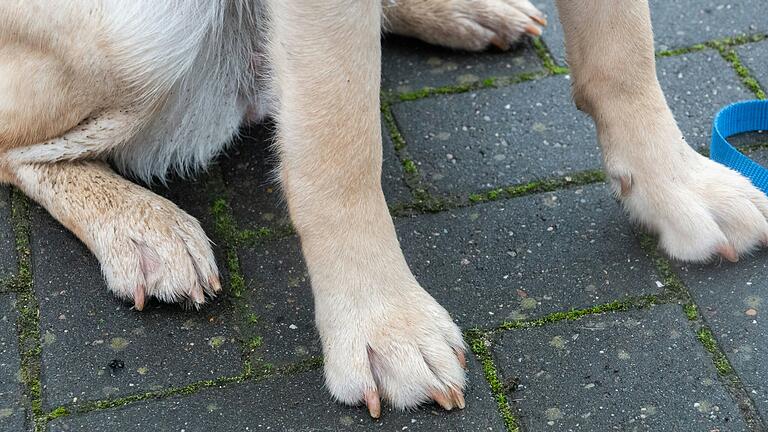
[1,0,763,417]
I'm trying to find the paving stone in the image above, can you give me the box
[48,355,504,432]
[222,123,411,232]
[30,205,242,409]
[238,184,660,365]
[0,294,28,432]
[382,35,543,94]
[495,305,746,431]
[536,0,768,66]
[0,188,17,284]
[393,51,749,197]
[658,51,755,148]
[737,40,768,90]
[393,74,598,197]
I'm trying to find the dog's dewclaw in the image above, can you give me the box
[431,390,454,411]
[364,389,381,418]
[133,285,146,311]
[620,175,632,197]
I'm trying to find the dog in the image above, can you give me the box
[3,0,767,418]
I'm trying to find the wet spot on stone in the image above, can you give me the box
[549,336,566,350]
[0,408,13,419]
[521,297,537,310]
[533,122,547,133]
[545,407,563,423]
[436,132,451,141]
[339,416,355,426]
[43,330,56,346]
[617,349,631,360]
[457,73,479,84]
[110,337,129,352]
[208,336,226,349]
[137,367,148,375]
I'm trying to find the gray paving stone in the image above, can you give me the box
[222,123,411,232]
[0,294,28,432]
[658,51,755,148]
[48,355,505,432]
[382,35,543,94]
[393,74,598,197]
[495,305,746,431]
[738,40,768,90]
[393,51,749,197]
[0,188,17,284]
[30,205,242,409]
[238,184,661,365]
[536,0,768,66]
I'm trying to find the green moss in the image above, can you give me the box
[395,71,547,103]
[467,170,606,204]
[43,406,69,422]
[656,44,708,58]
[720,49,766,100]
[381,101,407,151]
[532,37,569,75]
[498,296,657,331]
[683,304,699,321]
[402,159,418,174]
[466,331,519,432]
[246,336,263,350]
[697,328,734,376]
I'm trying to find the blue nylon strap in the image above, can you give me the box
[710,100,768,195]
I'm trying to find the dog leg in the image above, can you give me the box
[267,0,466,416]
[382,0,546,51]
[556,0,768,262]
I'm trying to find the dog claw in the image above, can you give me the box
[133,285,145,311]
[490,35,510,50]
[524,24,542,37]
[450,387,466,410]
[717,244,739,263]
[209,275,222,293]
[455,348,467,369]
[364,389,381,418]
[431,390,454,411]
[531,15,547,26]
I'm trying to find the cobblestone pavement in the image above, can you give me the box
[3,3,768,432]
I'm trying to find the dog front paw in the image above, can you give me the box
[90,193,221,310]
[317,281,466,417]
[384,0,546,51]
[611,145,768,263]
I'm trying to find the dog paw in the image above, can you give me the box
[384,0,546,51]
[91,193,220,310]
[317,282,466,416]
[611,145,768,263]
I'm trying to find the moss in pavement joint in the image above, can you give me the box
[532,37,569,75]
[9,189,46,431]
[497,296,658,331]
[466,330,519,432]
[683,303,699,321]
[697,327,734,376]
[395,70,548,103]
[402,159,418,174]
[719,49,766,100]
[638,234,689,301]
[468,170,606,204]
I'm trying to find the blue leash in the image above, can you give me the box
[711,100,768,195]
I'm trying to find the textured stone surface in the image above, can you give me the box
[674,188,768,422]
[30,205,242,409]
[657,51,755,148]
[48,356,505,432]
[496,305,746,431]
[738,40,768,89]
[0,294,28,432]
[536,0,768,66]
[382,35,542,94]
[393,74,599,197]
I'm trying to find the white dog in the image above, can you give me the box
[2,0,765,418]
